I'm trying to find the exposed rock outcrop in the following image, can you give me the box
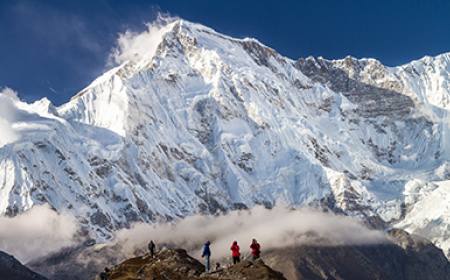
[0,250,47,280]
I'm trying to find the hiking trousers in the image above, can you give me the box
[205,256,210,272]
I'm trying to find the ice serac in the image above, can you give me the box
[0,19,449,255]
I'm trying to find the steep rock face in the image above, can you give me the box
[0,250,47,280]
[0,19,449,255]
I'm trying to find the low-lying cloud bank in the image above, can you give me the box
[114,206,388,259]
[0,205,78,263]
[0,205,387,263]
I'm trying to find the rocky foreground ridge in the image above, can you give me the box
[95,248,286,280]
[93,229,450,280]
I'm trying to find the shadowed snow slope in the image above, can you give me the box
[0,18,450,257]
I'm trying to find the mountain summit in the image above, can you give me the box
[0,19,449,256]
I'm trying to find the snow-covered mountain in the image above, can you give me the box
[0,19,449,256]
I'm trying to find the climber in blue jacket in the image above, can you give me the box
[201,241,211,272]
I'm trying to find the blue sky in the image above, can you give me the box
[1,0,449,105]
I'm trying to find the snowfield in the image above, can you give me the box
[0,19,449,257]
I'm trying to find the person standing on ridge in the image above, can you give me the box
[202,241,212,272]
[250,239,261,260]
[230,241,241,264]
[148,240,156,258]
[99,267,110,280]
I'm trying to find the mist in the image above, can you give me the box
[0,88,19,147]
[114,206,388,260]
[0,205,78,263]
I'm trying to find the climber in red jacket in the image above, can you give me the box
[230,241,241,264]
[250,239,261,260]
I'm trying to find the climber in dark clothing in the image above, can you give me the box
[99,267,110,280]
[99,272,107,280]
[202,241,212,272]
[148,240,156,258]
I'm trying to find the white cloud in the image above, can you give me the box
[0,88,19,147]
[113,206,388,260]
[0,205,387,265]
[0,205,78,263]
[109,16,178,66]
